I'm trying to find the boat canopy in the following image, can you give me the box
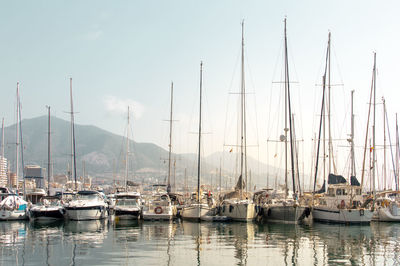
[327,173,361,186]
[77,190,99,195]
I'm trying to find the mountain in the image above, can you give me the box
[2,116,169,180]
[1,116,302,189]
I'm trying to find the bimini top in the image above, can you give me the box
[77,190,99,195]
[116,192,141,198]
[0,187,11,194]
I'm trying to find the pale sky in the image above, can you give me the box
[1,1,400,188]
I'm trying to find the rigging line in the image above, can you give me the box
[385,103,398,189]
[313,35,330,194]
[286,32,305,138]
[268,31,285,141]
[222,41,242,150]
[361,56,375,188]
[331,41,345,89]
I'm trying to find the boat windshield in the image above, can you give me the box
[76,193,99,201]
[39,198,61,206]
[116,199,139,206]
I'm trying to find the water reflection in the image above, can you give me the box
[0,221,27,266]
[1,220,400,265]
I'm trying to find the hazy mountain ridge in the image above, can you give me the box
[2,116,294,189]
[3,116,169,178]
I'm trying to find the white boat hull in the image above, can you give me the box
[66,206,107,221]
[181,204,212,220]
[142,206,173,221]
[220,202,256,221]
[372,207,400,222]
[313,206,373,224]
[0,209,27,220]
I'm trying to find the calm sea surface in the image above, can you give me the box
[0,219,399,266]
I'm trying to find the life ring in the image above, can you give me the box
[154,206,163,214]
[340,200,345,209]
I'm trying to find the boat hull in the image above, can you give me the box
[29,207,65,220]
[313,207,373,224]
[372,207,400,222]
[114,208,140,220]
[220,202,256,222]
[65,206,107,221]
[181,204,212,220]
[262,205,310,224]
[142,206,173,221]
[0,209,27,220]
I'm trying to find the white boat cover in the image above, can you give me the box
[0,195,28,211]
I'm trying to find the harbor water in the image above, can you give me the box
[0,219,399,265]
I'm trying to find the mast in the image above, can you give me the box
[396,114,399,191]
[70,78,77,190]
[240,20,248,199]
[327,33,333,175]
[283,20,289,197]
[18,85,25,198]
[197,61,203,204]
[219,157,222,194]
[125,106,130,190]
[16,82,20,191]
[167,82,173,193]
[292,114,301,195]
[369,138,372,193]
[383,97,386,190]
[372,53,376,198]
[47,106,51,196]
[1,118,5,187]
[173,159,176,192]
[184,168,187,195]
[284,18,296,196]
[350,91,355,179]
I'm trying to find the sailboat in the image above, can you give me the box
[114,107,142,220]
[0,82,28,220]
[372,72,400,222]
[28,106,65,220]
[219,21,256,222]
[262,19,310,224]
[312,37,373,224]
[181,62,215,221]
[164,82,185,217]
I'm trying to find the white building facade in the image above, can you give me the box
[0,157,7,187]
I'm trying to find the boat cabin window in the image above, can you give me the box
[335,189,347,196]
[160,195,169,201]
[356,189,361,195]
[328,188,335,196]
